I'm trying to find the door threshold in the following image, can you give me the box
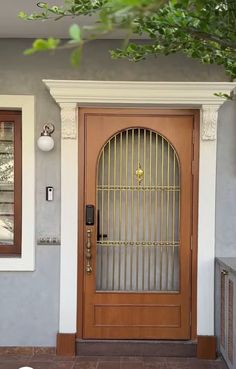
[76,339,197,357]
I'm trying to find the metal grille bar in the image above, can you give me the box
[96,128,180,292]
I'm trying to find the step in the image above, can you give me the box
[76,339,197,357]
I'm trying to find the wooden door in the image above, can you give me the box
[79,108,197,339]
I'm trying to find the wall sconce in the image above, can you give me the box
[37,123,55,151]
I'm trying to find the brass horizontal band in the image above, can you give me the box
[97,240,179,246]
[97,185,180,191]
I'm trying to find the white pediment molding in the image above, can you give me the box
[43,80,235,142]
[43,80,235,105]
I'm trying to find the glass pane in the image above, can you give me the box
[0,122,14,245]
[96,129,180,292]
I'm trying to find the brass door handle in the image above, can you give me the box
[85,229,92,274]
[221,269,228,276]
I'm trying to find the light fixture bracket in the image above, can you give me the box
[41,123,55,136]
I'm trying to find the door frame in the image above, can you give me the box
[78,107,199,339]
[43,80,235,348]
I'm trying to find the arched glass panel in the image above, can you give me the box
[96,128,180,292]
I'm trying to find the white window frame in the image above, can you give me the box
[0,95,35,271]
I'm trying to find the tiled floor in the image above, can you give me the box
[0,355,228,369]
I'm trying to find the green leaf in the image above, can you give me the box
[23,48,36,55]
[18,11,28,19]
[24,38,60,55]
[37,2,48,9]
[70,47,82,65]
[214,92,233,100]
[49,6,59,13]
[69,24,81,41]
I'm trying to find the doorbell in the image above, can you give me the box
[46,186,54,201]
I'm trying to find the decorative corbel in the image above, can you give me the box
[201,105,221,141]
[60,103,78,139]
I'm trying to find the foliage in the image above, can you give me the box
[23,38,60,54]
[19,0,236,78]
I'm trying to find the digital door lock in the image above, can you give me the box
[86,204,95,225]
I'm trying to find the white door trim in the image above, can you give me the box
[43,80,236,335]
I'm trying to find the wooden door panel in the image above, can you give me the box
[80,108,195,339]
[94,305,181,326]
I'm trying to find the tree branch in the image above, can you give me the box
[185,28,236,50]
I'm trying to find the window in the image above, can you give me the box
[0,111,21,255]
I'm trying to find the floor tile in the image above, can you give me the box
[0,355,32,362]
[74,360,98,369]
[213,361,228,369]
[30,355,75,362]
[120,357,144,362]
[165,359,198,369]
[27,361,74,369]
[96,357,121,362]
[120,361,144,369]
[0,354,228,369]
[30,355,56,362]
[0,364,31,369]
[97,360,120,369]
[164,358,224,369]
[143,357,167,363]
[34,348,55,355]
[143,361,166,369]
[54,356,76,362]
[0,348,33,356]
[76,357,100,362]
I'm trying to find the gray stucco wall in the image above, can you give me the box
[0,38,233,345]
[0,248,60,346]
[216,101,236,256]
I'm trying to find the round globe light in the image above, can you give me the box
[37,135,54,151]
